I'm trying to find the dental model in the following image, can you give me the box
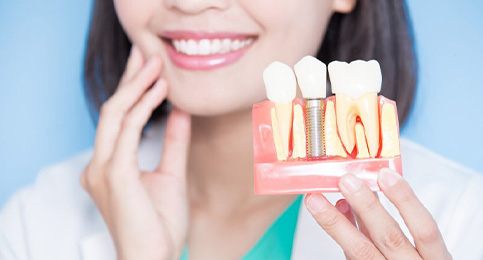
[294,56,327,159]
[253,56,402,194]
[263,62,297,160]
[328,60,382,158]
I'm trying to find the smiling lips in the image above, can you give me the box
[161,31,256,70]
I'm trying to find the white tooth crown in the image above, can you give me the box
[294,56,327,99]
[172,38,253,56]
[263,62,297,103]
[328,60,382,97]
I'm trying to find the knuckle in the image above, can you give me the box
[359,193,379,212]
[351,241,377,259]
[381,225,407,251]
[315,210,341,231]
[396,187,415,204]
[81,163,105,191]
[123,113,143,130]
[100,101,114,116]
[415,223,440,244]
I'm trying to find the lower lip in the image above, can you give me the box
[165,41,253,70]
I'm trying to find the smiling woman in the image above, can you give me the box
[85,0,415,120]
[1,0,483,259]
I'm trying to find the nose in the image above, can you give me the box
[164,0,229,15]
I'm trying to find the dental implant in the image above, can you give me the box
[294,56,327,158]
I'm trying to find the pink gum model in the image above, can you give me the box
[252,96,402,194]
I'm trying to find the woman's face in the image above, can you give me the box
[114,0,355,116]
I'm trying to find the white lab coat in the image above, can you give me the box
[1,121,483,259]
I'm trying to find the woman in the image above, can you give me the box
[1,0,482,259]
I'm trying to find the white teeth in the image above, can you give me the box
[221,39,231,53]
[329,60,382,98]
[186,40,197,55]
[294,56,327,99]
[199,39,210,55]
[211,39,221,54]
[263,62,297,103]
[172,38,253,55]
[328,60,382,157]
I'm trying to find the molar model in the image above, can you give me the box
[253,56,402,194]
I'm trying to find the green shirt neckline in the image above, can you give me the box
[180,195,303,260]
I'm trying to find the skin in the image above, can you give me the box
[81,0,452,259]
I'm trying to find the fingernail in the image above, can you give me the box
[339,174,362,193]
[378,168,401,188]
[306,194,328,212]
[335,199,350,214]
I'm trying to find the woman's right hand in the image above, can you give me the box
[81,46,191,260]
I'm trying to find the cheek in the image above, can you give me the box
[114,0,157,44]
[245,0,333,58]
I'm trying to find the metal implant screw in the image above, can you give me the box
[304,99,326,158]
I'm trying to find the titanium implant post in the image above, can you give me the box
[305,99,325,158]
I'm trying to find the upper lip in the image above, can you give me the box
[160,30,258,41]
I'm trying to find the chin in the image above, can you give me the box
[167,90,262,117]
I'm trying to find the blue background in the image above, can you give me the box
[1,1,482,206]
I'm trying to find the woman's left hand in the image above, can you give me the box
[305,168,453,260]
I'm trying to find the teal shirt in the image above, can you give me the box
[180,196,303,260]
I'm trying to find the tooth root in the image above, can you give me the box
[324,101,347,157]
[356,93,380,157]
[271,103,293,160]
[336,94,357,154]
[271,107,287,160]
[291,104,306,159]
[380,103,400,157]
[355,122,370,158]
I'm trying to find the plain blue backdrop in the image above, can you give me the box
[1,1,482,206]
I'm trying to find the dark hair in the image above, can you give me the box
[84,0,416,124]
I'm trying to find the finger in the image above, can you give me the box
[111,79,168,169]
[336,199,356,226]
[336,199,358,260]
[339,174,421,259]
[354,211,371,239]
[354,192,378,238]
[92,57,162,164]
[120,45,144,85]
[378,168,452,259]
[156,108,191,179]
[305,194,385,260]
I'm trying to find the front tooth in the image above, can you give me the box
[211,39,221,54]
[180,40,188,54]
[186,40,198,55]
[328,60,382,157]
[199,39,211,55]
[221,39,231,53]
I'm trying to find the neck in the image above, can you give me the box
[188,108,258,212]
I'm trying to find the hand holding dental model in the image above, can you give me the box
[253,56,402,193]
[257,57,452,259]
